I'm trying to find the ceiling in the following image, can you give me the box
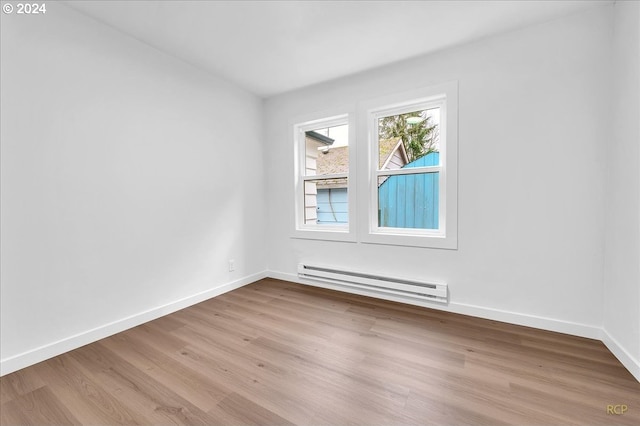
[64,0,609,97]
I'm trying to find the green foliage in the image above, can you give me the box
[379,111,438,162]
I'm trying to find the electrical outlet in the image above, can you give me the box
[228,259,235,272]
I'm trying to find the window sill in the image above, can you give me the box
[291,227,356,243]
[360,231,457,249]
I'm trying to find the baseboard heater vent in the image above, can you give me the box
[297,263,448,304]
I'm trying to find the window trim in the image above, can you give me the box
[358,82,458,249]
[292,112,356,242]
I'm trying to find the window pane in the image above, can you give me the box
[305,124,348,177]
[378,107,440,170]
[304,178,348,225]
[377,172,439,229]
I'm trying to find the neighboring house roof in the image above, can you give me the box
[314,138,408,190]
[379,138,409,169]
[316,145,348,188]
[317,145,348,175]
[315,138,407,176]
[305,130,335,145]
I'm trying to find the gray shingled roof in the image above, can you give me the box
[316,146,348,175]
[314,138,407,189]
[315,138,406,176]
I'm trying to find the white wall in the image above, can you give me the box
[265,6,612,337]
[603,0,640,380]
[0,3,266,374]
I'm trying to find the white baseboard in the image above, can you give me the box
[444,302,602,340]
[267,270,602,339]
[602,329,640,382]
[0,271,267,376]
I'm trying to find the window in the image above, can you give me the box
[376,104,442,231]
[360,82,458,249]
[292,82,457,248]
[293,114,355,241]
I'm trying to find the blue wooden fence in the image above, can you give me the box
[378,152,439,229]
[315,152,439,227]
[317,188,348,224]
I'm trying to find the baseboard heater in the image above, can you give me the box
[297,263,448,304]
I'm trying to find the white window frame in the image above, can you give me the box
[358,82,458,249]
[293,112,356,242]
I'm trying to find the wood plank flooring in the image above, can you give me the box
[2,278,639,425]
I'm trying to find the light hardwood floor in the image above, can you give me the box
[1,278,639,425]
